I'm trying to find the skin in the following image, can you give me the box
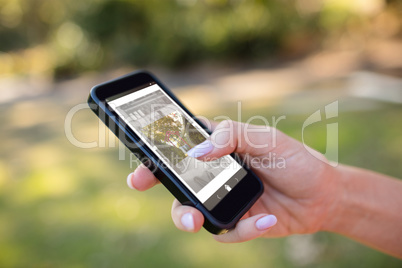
[127,120,402,258]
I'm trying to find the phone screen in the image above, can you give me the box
[106,83,247,210]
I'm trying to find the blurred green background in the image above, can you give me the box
[1,0,402,267]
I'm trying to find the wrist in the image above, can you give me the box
[319,164,348,233]
[320,164,394,235]
[316,164,402,258]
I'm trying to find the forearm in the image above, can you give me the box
[323,164,402,258]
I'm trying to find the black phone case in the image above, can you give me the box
[87,70,263,234]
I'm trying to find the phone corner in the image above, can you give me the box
[202,218,232,235]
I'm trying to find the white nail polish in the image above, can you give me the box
[181,213,194,231]
[256,215,277,231]
[127,173,135,190]
[187,140,214,158]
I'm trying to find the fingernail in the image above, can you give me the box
[187,140,214,158]
[126,173,135,190]
[256,215,277,231]
[181,213,194,231]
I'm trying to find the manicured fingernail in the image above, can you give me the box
[126,173,135,190]
[181,213,194,231]
[256,215,277,231]
[187,140,214,158]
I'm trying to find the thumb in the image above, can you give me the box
[213,214,277,243]
[187,120,280,160]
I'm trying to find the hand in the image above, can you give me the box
[127,120,339,243]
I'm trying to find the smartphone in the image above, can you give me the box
[88,70,263,234]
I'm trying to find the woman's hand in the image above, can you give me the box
[127,120,339,243]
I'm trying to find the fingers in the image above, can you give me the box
[127,164,160,191]
[169,197,278,240]
[127,163,278,240]
[213,214,277,243]
[171,199,204,233]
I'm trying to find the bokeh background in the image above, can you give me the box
[1,0,402,267]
